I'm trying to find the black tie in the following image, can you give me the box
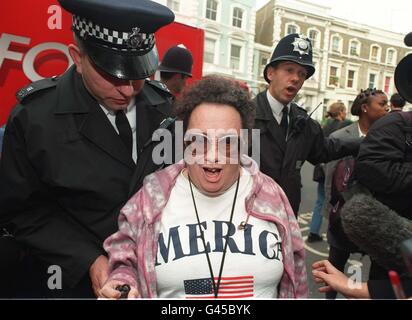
[280,106,289,138]
[115,110,133,159]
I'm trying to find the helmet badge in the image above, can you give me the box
[292,37,311,56]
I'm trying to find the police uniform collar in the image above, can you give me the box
[99,97,136,116]
[255,90,274,120]
[140,80,172,116]
[54,66,97,114]
[266,90,290,117]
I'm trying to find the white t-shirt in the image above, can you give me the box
[155,169,284,299]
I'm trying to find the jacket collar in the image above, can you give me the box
[255,90,274,121]
[53,66,135,168]
[54,65,96,114]
[140,81,173,117]
[256,90,302,121]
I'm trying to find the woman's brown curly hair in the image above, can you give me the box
[174,75,255,133]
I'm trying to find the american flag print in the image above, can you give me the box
[184,276,254,299]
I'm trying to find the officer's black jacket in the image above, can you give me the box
[355,111,412,219]
[0,66,174,290]
[254,90,360,215]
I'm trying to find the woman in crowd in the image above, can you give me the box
[322,88,389,299]
[99,76,307,299]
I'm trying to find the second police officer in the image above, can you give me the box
[158,45,194,98]
[254,33,360,216]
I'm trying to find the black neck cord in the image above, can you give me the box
[188,173,240,298]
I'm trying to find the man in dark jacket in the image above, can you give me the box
[254,33,359,216]
[356,111,412,221]
[0,0,175,298]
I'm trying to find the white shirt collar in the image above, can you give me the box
[357,122,366,138]
[266,90,290,117]
[99,97,136,116]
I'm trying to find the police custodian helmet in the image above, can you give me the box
[158,45,193,77]
[58,0,175,80]
[264,33,315,83]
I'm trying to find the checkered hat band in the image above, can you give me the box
[72,16,155,52]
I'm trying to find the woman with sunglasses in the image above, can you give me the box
[99,76,307,299]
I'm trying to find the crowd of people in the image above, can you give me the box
[0,0,411,300]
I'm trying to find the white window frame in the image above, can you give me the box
[204,37,217,64]
[205,0,220,22]
[285,22,300,36]
[327,62,342,88]
[230,5,246,30]
[346,70,356,89]
[367,70,379,89]
[307,27,320,49]
[370,44,382,63]
[386,48,397,65]
[306,58,319,82]
[228,38,245,72]
[348,39,361,57]
[345,65,360,90]
[383,72,394,94]
[330,34,343,54]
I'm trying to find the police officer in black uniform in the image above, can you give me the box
[158,45,193,97]
[254,33,359,216]
[0,0,175,298]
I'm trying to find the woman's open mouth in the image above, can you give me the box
[202,166,223,182]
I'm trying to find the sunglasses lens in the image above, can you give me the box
[184,133,241,160]
[218,135,240,157]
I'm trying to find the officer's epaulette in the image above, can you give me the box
[16,76,59,102]
[145,79,172,96]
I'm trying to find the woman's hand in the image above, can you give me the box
[312,260,370,299]
[99,280,140,299]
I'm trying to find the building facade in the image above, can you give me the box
[156,0,257,86]
[254,0,410,120]
[156,0,411,119]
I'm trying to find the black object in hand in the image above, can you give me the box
[115,284,131,298]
